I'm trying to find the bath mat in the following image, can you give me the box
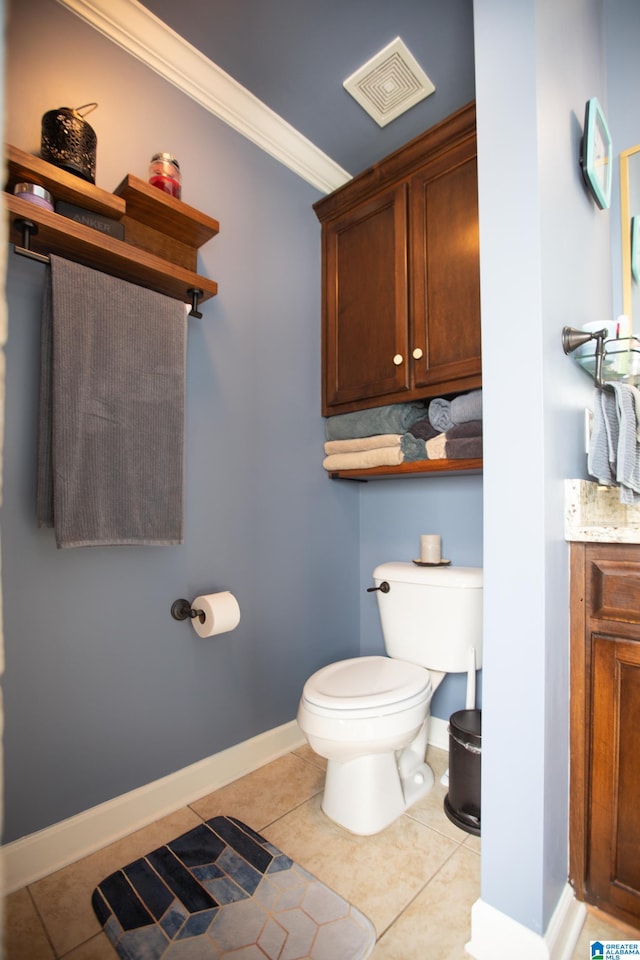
[92,815,376,959]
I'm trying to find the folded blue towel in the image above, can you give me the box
[325,402,427,440]
[428,389,482,431]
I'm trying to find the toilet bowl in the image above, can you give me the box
[297,562,483,836]
[297,656,439,835]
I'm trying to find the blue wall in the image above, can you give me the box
[473,0,614,937]
[1,0,365,842]
[359,475,483,720]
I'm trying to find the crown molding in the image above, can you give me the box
[55,0,351,194]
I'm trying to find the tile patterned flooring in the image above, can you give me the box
[3,744,639,959]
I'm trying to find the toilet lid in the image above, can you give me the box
[302,656,431,711]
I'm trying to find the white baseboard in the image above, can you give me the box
[1,720,306,894]
[466,885,587,960]
[1,715,451,894]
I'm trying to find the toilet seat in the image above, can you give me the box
[302,656,431,719]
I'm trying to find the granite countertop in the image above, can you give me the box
[565,479,640,543]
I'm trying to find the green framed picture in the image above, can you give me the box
[581,97,612,210]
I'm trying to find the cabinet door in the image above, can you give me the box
[409,147,481,390]
[589,633,640,919]
[322,183,409,411]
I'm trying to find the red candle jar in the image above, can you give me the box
[148,153,181,199]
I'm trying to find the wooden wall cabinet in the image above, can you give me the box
[314,101,481,418]
[570,541,640,928]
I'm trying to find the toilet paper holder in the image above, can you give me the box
[171,598,205,623]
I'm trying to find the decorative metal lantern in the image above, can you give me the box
[40,103,98,183]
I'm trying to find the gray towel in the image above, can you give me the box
[444,436,483,459]
[611,382,640,504]
[325,402,427,440]
[428,389,483,432]
[37,255,187,547]
[407,417,439,441]
[587,388,616,486]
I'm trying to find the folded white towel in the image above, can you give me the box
[323,446,404,471]
[324,434,402,455]
[425,433,447,459]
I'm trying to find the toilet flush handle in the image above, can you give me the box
[366,581,390,593]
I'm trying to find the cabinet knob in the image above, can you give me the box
[412,347,424,360]
[393,354,404,366]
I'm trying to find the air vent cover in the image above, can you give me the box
[343,37,435,127]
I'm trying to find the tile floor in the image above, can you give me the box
[3,744,639,959]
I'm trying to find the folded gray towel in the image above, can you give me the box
[445,420,483,440]
[325,402,427,440]
[407,417,439,441]
[37,255,187,547]
[428,389,483,432]
[451,389,482,424]
[444,436,483,459]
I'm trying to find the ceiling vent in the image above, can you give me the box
[343,37,436,128]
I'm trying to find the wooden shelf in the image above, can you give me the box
[328,458,483,480]
[5,145,218,309]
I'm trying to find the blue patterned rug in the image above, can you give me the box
[92,815,376,959]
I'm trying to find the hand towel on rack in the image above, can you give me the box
[587,388,617,486]
[610,382,640,503]
[37,255,187,548]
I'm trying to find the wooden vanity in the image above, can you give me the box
[566,481,640,928]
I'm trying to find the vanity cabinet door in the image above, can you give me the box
[570,542,640,927]
[589,632,640,918]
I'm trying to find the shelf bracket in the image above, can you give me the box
[187,287,203,319]
[13,218,50,265]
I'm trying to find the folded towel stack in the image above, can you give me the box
[323,392,483,470]
[588,383,640,503]
[323,403,426,470]
[323,434,404,470]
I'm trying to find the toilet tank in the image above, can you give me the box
[373,561,483,673]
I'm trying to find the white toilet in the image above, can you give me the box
[297,561,483,835]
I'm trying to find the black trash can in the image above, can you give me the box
[444,708,481,836]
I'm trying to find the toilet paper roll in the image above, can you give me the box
[191,592,241,638]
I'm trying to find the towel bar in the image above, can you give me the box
[12,217,204,317]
